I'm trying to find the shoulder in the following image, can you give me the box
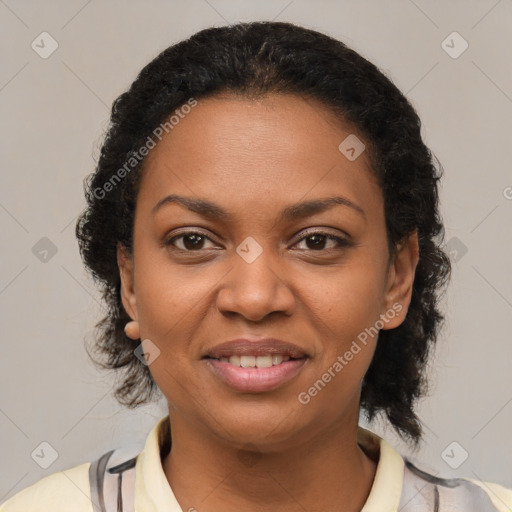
[0,462,93,512]
[400,459,512,512]
[468,479,512,511]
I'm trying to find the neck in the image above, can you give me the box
[161,408,378,512]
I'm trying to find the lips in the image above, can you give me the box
[202,337,309,392]
[203,337,309,360]
[205,357,307,393]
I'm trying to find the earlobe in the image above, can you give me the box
[117,242,138,321]
[382,230,419,329]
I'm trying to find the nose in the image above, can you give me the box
[216,247,295,322]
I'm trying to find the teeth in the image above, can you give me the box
[272,354,284,365]
[255,355,273,368]
[217,354,292,368]
[240,355,256,367]
[228,355,240,366]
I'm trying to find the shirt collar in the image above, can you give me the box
[134,415,404,512]
[358,427,404,512]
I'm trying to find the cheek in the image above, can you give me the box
[134,267,211,405]
[134,253,212,332]
[300,259,384,336]
[297,271,381,411]
[131,265,207,392]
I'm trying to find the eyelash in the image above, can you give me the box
[164,230,351,253]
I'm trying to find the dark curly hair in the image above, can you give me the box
[76,21,451,446]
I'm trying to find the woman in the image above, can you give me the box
[2,21,511,512]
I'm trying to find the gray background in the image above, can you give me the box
[1,0,511,502]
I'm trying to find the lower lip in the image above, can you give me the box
[204,358,307,393]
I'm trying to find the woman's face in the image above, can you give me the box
[118,93,418,449]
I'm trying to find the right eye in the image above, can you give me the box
[164,231,219,252]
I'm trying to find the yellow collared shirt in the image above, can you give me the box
[2,415,511,511]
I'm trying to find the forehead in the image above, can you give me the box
[137,93,381,222]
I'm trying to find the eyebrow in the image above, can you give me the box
[151,194,366,222]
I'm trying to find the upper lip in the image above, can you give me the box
[203,338,308,359]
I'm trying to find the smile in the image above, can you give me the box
[203,356,307,393]
[206,354,296,368]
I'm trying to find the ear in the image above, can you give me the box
[380,230,419,330]
[117,242,138,321]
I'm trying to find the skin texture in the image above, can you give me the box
[117,93,419,512]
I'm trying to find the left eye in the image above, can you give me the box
[294,232,349,251]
